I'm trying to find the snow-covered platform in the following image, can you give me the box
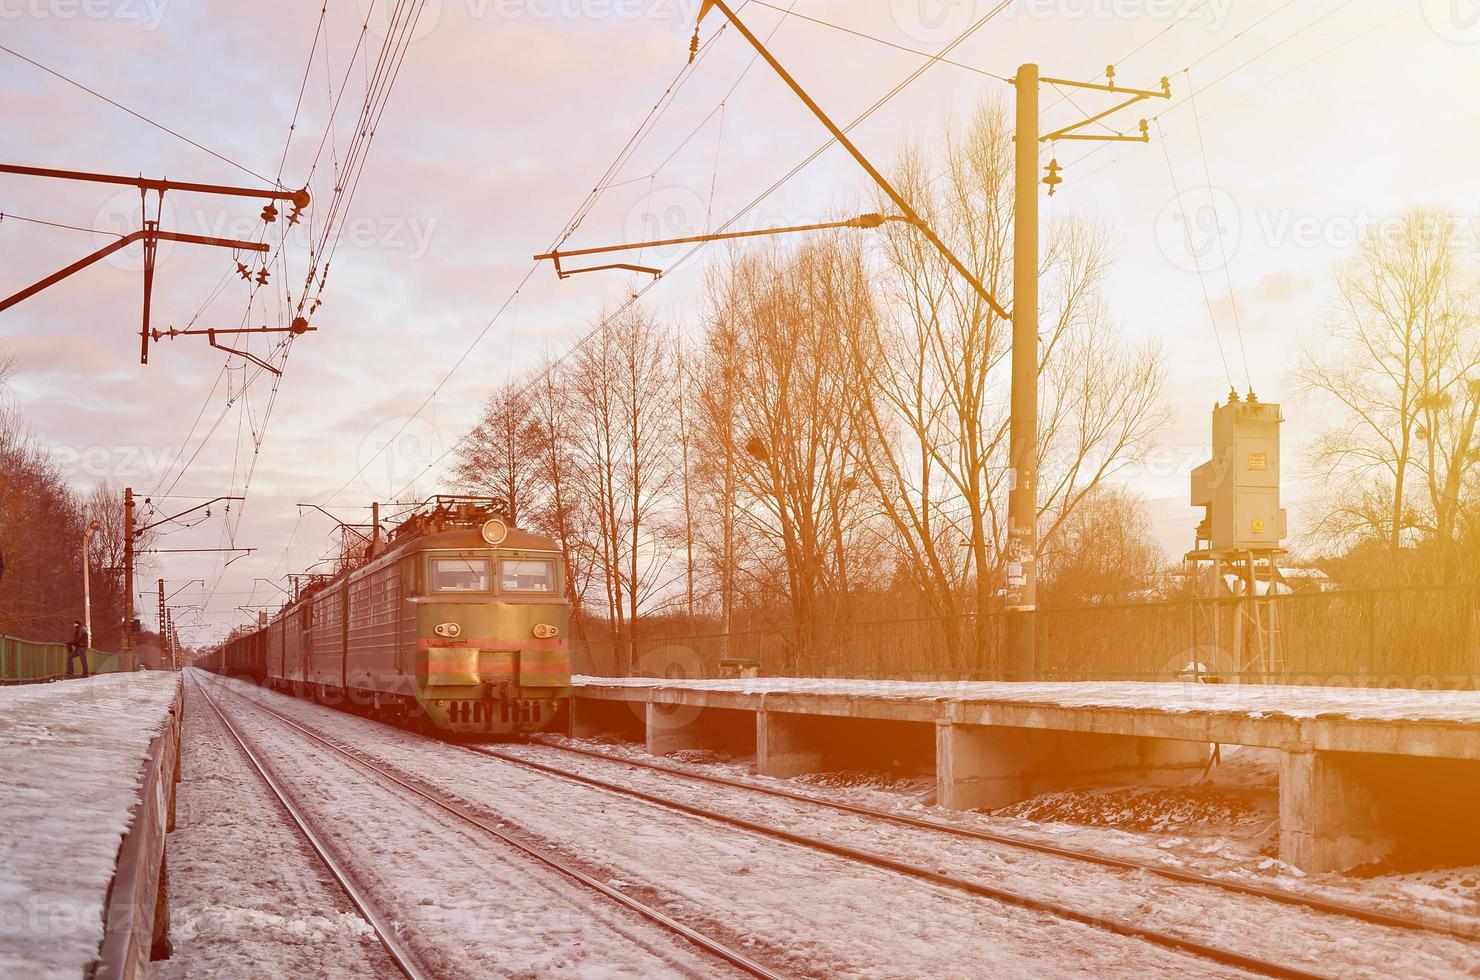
[0,672,182,979]
[572,676,1480,874]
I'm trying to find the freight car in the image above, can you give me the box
[201,628,268,681]
[211,497,571,736]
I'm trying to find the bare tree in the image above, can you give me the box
[1038,485,1164,604]
[525,362,599,646]
[699,242,883,662]
[1297,208,1480,577]
[567,306,676,671]
[840,103,1168,669]
[451,381,540,523]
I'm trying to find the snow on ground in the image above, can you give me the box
[490,740,1479,979]
[204,676,1305,978]
[576,675,1480,724]
[200,677,753,979]
[0,672,178,980]
[151,681,399,980]
[554,735,1480,946]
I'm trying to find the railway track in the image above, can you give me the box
[193,672,781,980]
[523,737,1478,942]
[189,674,429,980]
[201,676,1478,979]
[464,741,1329,980]
[207,676,1320,977]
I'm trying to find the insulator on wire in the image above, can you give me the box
[1042,158,1063,197]
[236,261,251,281]
[255,268,270,286]
[261,202,279,223]
[688,25,700,64]
[286,204,303,227]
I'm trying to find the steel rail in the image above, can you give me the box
[199,674,783,980]
[463,745,1325,980]
[188,674,429,980]
[530,739,1477,942]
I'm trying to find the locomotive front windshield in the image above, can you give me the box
[501,558,556,593]
[430,557,491,592]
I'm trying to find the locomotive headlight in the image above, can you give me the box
[533,623,559,639]
[434,622,462,638]
[481,517,508,545]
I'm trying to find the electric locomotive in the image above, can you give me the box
[257,496,571,735]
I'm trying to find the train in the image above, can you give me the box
[200,496,571,736]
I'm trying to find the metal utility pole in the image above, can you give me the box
[82,519,101,648]
[1003,66,1169,680]
[1004,64,1040,682]
[157,579,166,655]
[687,6,1168,680]
[123,494,245,657]
[123,488,135,656]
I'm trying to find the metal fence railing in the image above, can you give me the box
[572,583,1480,688]
[0,634,137,684]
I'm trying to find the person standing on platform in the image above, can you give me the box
[66,621,90,678]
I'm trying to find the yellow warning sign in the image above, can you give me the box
[1252,518,1266,533]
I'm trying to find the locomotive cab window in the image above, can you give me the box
[430,557,491,593]
[500,558,556,593]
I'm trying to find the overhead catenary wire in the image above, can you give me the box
[0,210,123,238]
[1186,71,1251,394]
[159,3,425,608]
[1157,118,1235,394]
[0,42,273,183]
[323,9,740,505]
[375,0,1019,501]
[747,0,1007,81]
[1059,0,1363,182]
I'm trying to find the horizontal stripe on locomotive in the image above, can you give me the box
[414,637,568,650]
[415,656,570,671]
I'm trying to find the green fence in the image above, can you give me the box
[573,583,1480,688]
[0,634,138,684]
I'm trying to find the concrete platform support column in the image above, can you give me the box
[646,702,701,755]
[937,722,1210,811]
[1279,750,1386,874]
[1279,749,1480,873]
[756,710,825,777]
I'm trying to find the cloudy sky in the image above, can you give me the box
[3,0,1479,642]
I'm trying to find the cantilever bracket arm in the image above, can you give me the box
[0,162,310,208]
[0,228,269,313]
[1039,75,1170,99]
[1039,75,1171,144]
[208,331,284,375]
[150,319,317,375]
[535,213,914,280]
[137,495,245,536]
